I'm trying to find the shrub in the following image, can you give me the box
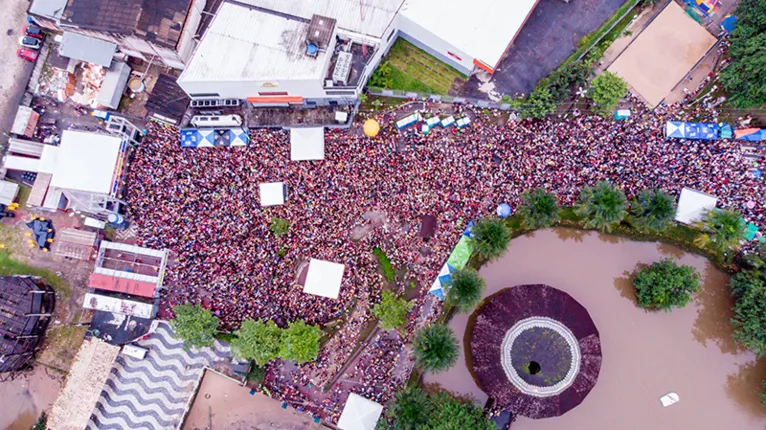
[694,209,746,261]
[373,290,414,330]
[632,258,700,310]
[373,247,396,282]
[270,217,290,237]
[471,217,511,260]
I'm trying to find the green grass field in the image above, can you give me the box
[368,38,467,95]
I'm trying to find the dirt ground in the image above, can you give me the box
[0,365,64,430]
[607,1,717,107]
[183,370,326,430]
[0,0,36,149]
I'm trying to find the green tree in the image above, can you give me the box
[373,290,414,330]
[575,181,627,232]
[427,391,495,430]
[629,188,676,233]
[279,320,322,364]
[694,209,746,260]
[547,61,590,102]
[270,217,290,237]
[33,412,47,430]
[588,71,627,117]
[446,268,485,313]
[518,187,560,229]
[632,258,700,310]
[729,271,766,356]
[519,86,557,119]
[380,387,431,430]
[413,324,458,373]
[170,303,219,349]
[231,318,283,366]
[471,217,511,260]
[719,0,766,108]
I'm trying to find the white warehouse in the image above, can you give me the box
[177,0,541,108]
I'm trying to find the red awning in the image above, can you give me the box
[88,273,157,298]
[246,96,303,103]
[473,59,495,74]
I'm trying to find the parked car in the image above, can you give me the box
[16,48,38,62]
[18,36,41,50]
[23,25,44,39]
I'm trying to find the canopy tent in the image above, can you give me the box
[734,128,766,142]
[290,127,325,160]
[720,123,733,139]
[303,258,345,300]
[429,222,474,299]
[180,128,250,148]
[721,15,737,34]
[26,217,55,250]
[665,122,719,140]
[744,222,759,241]
[675,187,717,224]
[259,182,285,206]
[337,393,383,430]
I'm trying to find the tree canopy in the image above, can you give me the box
[413,324,459,373]
[279,320,322,364]
[379,388,494,430]
[373,290,413,330]
[719,0,766,108]
[518,187,560,229]
[270,217,290,237]
[519,86,557,119]
[629,188,676,232]
[694,209,746,260]
[588,71,627,117]
[446,268,485,313]
[471,217,511,261]
[170,303,219,349]
[729,271,766,356]
[231,318,283,366]
[632,258,700,310]
[575,181,628,232]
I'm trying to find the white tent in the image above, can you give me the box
[337,393,383,430]
[290,127,325,161]
[302,258,344,300]
[259,182,285,206]
[675,187,717,225]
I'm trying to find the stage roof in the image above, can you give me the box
[259,182,285,206]
[303,258,344,300]
[88,273,157,298]
[50,130,122,195]
[290,127,325,161]
[83,293,154,318]
[337,393,383,430]
[675,187,717,225]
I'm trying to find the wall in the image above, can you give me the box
[394,14,474,75]
[176,0,207,65]
[179,77,334,101]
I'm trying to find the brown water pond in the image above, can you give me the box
[424,228,766,430]
[0,365,63,430]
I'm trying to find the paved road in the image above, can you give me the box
[0,0,36,149]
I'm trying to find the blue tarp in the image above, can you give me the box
[721,15,737,34]
[735,129,766,142]
[180,128,250,148]
[665,121,719,140]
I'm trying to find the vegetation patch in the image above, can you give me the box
[0,250,70,298]
[373,247,396,282]
[36,324,88,371]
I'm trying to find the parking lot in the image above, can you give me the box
[0,0,37,149]
[461,0,629,98]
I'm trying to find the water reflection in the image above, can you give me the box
[725,358,766,419]
[690,262,742,355]
[554,228,586,243]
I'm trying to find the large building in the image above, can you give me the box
[178,0,540,108]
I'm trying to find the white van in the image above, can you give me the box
[191,115,243,128]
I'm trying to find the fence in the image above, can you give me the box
[366,87,513,111]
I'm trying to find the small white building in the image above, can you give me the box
[3,129,131,216]
[303,258,345,300]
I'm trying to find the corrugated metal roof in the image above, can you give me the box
[178,2,328,83]
[52,228,97,260]
[236,0,403,37]
[97,61,131,109]
[399,0,540,68]
[59,32,117,67]
[88,273,157,298]
[29,0,69,20]
[27,173,52,207]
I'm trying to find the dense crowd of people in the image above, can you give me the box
[125,94,764,420]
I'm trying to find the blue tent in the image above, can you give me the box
[721,15,737,34]
[496,203,512,218]
[665,121,719,140]
[720,124,733,139]
[735,128,766,142]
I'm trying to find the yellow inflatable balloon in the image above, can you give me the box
[363,119,380,137]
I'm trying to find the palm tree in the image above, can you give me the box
[575,181,627,232]
[694,209,746,260]
[384,387,430,430]
[413,324,458,373]
[471,217,511,260]
[629,188,676,232]
[446,268,485,313]
[518,187,560,229]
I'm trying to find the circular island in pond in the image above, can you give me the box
[468,284,602,419]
